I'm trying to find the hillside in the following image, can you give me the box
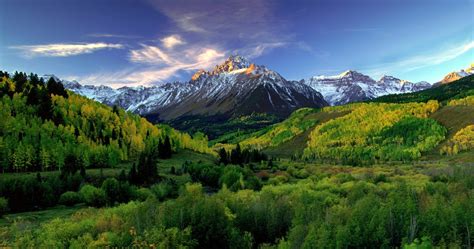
[370,74,474,103]
[1,71,473,249]
[237,75,474,163]
[0,71,214,173]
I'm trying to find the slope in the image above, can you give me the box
[370,74,474,103]
[0,71,215,173]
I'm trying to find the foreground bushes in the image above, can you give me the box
[6,165,473,248]
[58,191,82,206]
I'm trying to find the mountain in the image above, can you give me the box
[61,55,328,121]
[302,70,431,105]
[439,64,474,84]
[371,74,474,104]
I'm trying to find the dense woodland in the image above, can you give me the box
[0,71,214,173]
[303,101,445,164]
[0,71,473,248]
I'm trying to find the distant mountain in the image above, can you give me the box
[439,64,474,84]
[60,55,328,121]
[56,57,472,119]
[371,74,474,104]
[302,70,431,105]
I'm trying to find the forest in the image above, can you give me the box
[0,72,473,248]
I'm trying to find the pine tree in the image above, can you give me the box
[218,148,228,165]
[46,77,68,98]
[230,144,242,165]
[159,136,172,159]
[38,88,52,120]
[128,163,138,185]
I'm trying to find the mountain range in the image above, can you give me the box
[51,56,472,122]
[439,64,474,85]
[61,56,328,121]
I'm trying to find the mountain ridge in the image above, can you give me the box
[50,57,472,121]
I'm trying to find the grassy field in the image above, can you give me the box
[0,205,85,245]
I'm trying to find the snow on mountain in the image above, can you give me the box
[58,55,328,120]
[55,56,466,117]
[440,64,474,84]
[303,70,431,105]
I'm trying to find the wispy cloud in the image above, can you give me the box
[363,40,474,77]
[72,35,226,87]
[147,0,290,44]
[10,42,123,57]
[87,33,141,39]
[161,35,185,49]
[235,42,288,59]
[129,45,177,64]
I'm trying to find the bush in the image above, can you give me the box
[150,182,175,201]
[0,197,8,216]
[135,187,154,201]
[58,191,82,206]
[101,178,120,205]
[79,185,106,207]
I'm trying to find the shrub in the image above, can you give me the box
[0,197,8,216]
[101,178,120,205]
[150,182,175,201]
[58,191,82,206]
[79,185,106,207]
[135,187,154,201]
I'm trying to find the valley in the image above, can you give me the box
[0,69,473,248]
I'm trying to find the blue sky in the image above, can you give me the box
[0,0,473,87]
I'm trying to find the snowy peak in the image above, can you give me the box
[62,55,327,120]
[379,75,401,83]
[304,71,431,105]
[191,55,255,81]
[440,63,474,84]
[211,55,251,74]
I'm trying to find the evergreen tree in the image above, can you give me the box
[128,163,139,185]
[38,88,52,120]
[159,136,172,159]
[12,71,27,93]
[230,144,242,165]
[218,148,228,165]
[46,77,68,98]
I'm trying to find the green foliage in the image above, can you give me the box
[3,164,473,248]
[440,124,474,155]
[371,74,474,104]
[304,101,445,164]
[182,161,261,191]
[448,94,474,106]
[0,197,8,217]
[219,166,262,191]
[101,178,120,205]
[79,185,106,207]
[149,181,178,201]
[0,71,215,173]
[167,113,279,141]
[58,191,83,206]
[403,237,433,249]
[241,108,322,149]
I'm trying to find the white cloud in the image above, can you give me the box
[129,45,176,64]
[72,42,226,87]
[161,35,185,49]
[10,43,123,57]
